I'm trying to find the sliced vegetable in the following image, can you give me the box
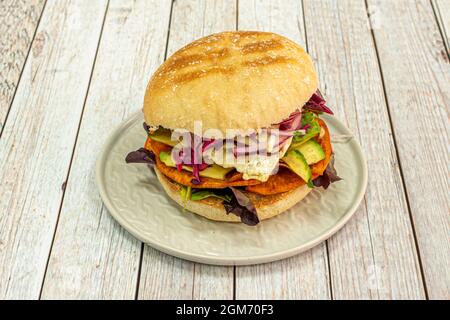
[125,148,156,165]
[196,165,234,180]
[159,151,234,180]
[289,111,321,148]
[180,185,187,200]
[291,122,320,147]
[304,92,334,115]
[186,187,259,226]
[313,154,342,189]
[186,186,192,201]
[278,110,302,131]
[293,140,325,165]
[282,150,312,183]
[190,190,232,202]
[159,151,175,166]
[223,187,259,226]
[179,185,192,203]
[149,127,179,147]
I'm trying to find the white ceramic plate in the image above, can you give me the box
[96,112,367,265]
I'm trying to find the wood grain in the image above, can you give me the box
[236,0,331,300]
[40,0,172,299]
[303,0,425,299]
[369,0,450,299]
[137,0,237,300]
[0,0,108,299]
[193,263,234,300]
[138,248,235,300]
[138,247,195,299]
[236,248,330,299]
[432,0,450,54]
[0,0,45,132]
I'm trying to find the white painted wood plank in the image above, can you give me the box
[369,0,450,299]
[236,0,331,300]
[433,0,450,53]
[193,264,234,300]
[166,0,237,53]
[303,0,425,299]
[0,0,45,131]
[0,0,108,299]
[237,248,330,300]
[237,0,306,47]
[138,248,195,299]
[40,0,172,299]
[138,0,236,300]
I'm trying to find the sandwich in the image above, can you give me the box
[126,31,341,226]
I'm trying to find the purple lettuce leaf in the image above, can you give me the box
[279,110,302,131]
[125,148,156,165]
[304,91,334,115]
[313,154,342,189]
[223,187,260,226]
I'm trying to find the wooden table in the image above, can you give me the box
[1,0,449,300]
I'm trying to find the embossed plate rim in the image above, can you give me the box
[96,111,368,265]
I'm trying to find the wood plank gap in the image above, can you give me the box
[233,266,236,300]
[236,0,239,30]
[363,0,429,299]
[37,0,111,299]
[300,0,308,52]
[0,0,47,139]
[163,0,176,62]
[430,0,450,55]
[191,263,196,299]
[134,243,145,300]
[325,241,334,300]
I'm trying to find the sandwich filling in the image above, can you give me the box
[126,91,341,225]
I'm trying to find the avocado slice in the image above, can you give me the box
[190,190,232,202]
[282,150,312,182]
[159,151,233,180]
[290,121,321,149]
[294,140,325,165]
[199,165,235,180]
[159,151,176,166]
[149,128,179,147]
[180,185,192,203]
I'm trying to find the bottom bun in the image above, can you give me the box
[155,168,312,223]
